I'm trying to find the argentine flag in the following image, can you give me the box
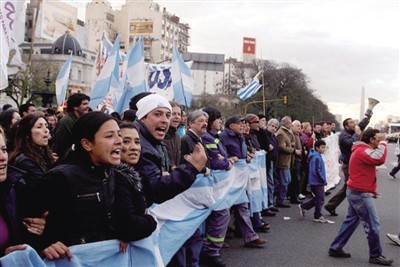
[90,34,120,109]
[171,44,194,108]
[55,53,72,106]
[114,37,147,114]
[237,70,263,100]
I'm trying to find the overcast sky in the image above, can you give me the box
[72,0,399,124]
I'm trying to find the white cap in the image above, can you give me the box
[136,94,172,120]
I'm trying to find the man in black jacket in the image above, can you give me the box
[324,116,369,216]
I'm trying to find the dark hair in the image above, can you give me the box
[19,103,35,116]
[225,115,243,129]
[257,114,266,120]
[9,114,54,172]
[111,112,121,121]
[360,128,379,144]
[343,118,352,129]
[169,101,182,110]
[67,93,90,112]
[0,109,18,134]
[119,121,139,133]
[122,110,136,122]
[314,139,326,149]
[203,107,222,132]
[2,104,12,111]
[129,92,152,110]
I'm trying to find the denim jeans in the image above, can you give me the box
[300,185,325,219]
[330,189,382,257]
[275,168,291,205]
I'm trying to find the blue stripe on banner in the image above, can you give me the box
[237,82,262,100]
[157,208,211,265]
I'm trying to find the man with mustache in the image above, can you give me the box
[179,109,209,266]
[180,109,209,164]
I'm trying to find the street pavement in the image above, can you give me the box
[219,142,400,267]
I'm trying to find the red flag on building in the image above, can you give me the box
[243,37,256,55]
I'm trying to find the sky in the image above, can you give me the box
[69,0,400,124]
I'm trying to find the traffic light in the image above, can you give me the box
[283,95,287,104]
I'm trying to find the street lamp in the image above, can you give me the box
[32,71,56,108]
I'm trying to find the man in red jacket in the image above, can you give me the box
[328,128,393,266]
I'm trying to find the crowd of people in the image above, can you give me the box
[0,92,397,267]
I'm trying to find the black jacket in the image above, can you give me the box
[114,164,157,242]
[339,117,369,164]
[135,121,199,206]
[40,157,116,249]
[0,166,25,256]
[164,127,181,169]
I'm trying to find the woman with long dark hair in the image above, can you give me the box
[38,112,123,260]
[0,127,46,256]
[0,109,20,152]
[9,114,54,184]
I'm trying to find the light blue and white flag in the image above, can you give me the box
[55,53,72,106]
[0,155,267,267]
[247,150,267,214]
[171,44,194,107]
[237,70,263,100]
[114,37,147,114]
[90,34,120,109]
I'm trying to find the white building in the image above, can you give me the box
[86,0,190,63]
[182,53,224,96]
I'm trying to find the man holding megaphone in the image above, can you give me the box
[324,98,378,216]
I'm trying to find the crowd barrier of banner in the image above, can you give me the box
[322,133,341,190]
[0,146,340,267]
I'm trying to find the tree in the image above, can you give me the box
[2,57,59,108]
[227,59,338,125]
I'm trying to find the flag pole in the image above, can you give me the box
[174,43,189,110]
[262,68,265,116]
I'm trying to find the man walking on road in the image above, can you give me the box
[329,128,393,266]
[324,116,369,216]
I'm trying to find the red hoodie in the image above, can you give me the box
[347,141,387,194]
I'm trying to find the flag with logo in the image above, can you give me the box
[0,0,26,89]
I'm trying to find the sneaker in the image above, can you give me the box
[386,233,400,246]
[328,248,351,258]
[388,172,396,179]
[298,193,306,200]
[369,255,393,266]
[313,216,329,223]
[298,204,305,217]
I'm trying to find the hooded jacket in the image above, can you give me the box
[307,150,327,186]
[347,141,387,193]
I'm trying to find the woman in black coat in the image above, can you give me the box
[39,112,123,260]
[114,122,157,250]
[0,127,46,256]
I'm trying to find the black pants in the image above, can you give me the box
[324,164,349,211]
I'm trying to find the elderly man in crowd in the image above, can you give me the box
[275,116,295,208]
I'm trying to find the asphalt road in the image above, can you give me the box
[220,142,400,267]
